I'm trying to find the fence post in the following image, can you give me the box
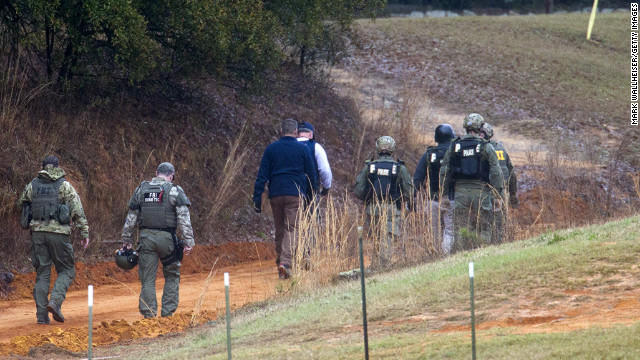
[470,262,476,360]
[88,285,93,360]
[358,226,369,360]
[225,272,232,360]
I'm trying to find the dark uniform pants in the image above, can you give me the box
[453,185,494,252]
[31,232,75,321]
[138,229,180,318]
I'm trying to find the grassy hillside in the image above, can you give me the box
[342,13,631,150]
[0,68,361,271]
[94,216,640,359]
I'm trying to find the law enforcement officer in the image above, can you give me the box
[413,124,456,254]
[121,162,195,318]
[354,136,413,268]
[19,155,90,324]
[253,118,317,279]
[482,123,519,243]
[440,114,504,251]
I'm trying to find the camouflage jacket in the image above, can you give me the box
[121,177,195,247]
[354,154,414,214]
[439,135,504,196]
[19,167,90,238]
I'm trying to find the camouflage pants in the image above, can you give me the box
[138,229,180,318]
[453,186,494,252]
[31,231,75,321]
[365,203,402,268]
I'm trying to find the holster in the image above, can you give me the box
[160,231,184,266]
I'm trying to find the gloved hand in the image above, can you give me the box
[254,201,262,213]
[320,187,330,196]
[510,196,520,209]
[494,198,503,212]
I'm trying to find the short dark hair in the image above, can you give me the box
[42,155,59,168]
[282,118,298,135]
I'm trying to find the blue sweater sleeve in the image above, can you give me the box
[253,149,270,204]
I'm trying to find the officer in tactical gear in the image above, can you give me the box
[440,114,504,251]
[19,155,90,324]
[121,162,195,318]
[413,124,456,254]
[482,123,519,244]
[354,136,413,268]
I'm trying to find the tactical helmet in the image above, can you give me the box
[434,124,456,143]
[462,113,485,132]
[115,247,139,271]
[482,123,494,139]
[157,162,175,174]
[376,136,396,154]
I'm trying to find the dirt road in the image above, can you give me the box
[0,243,278,356]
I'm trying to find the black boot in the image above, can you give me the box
[46,301,65,323]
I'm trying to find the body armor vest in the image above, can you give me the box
[451,138,490,182]
[492,141,510,183]
[302,140,319,190]
[30,177,66,222]
[366,160,402,204]
[427,142,451,194]
[139,181,177,230]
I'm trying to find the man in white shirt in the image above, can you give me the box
[297,121,332,196]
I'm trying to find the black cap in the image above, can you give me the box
[42,156,59,168]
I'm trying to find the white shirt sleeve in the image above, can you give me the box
[315,143,332,189]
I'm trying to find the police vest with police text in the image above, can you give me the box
[139,181,178,230]
[366,160,402,204]
[451,138,490,182]
[426,141,451,194]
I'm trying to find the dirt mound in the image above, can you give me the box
[0,311,218,356]
[4,241,275,300]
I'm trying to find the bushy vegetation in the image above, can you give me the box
[0,0,386,87]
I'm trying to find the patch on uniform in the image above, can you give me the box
[377,168,389,176]
[463,149,475,157]
[454,144,461,152]
[476,144,481,153]
[495,150,505,161]
[392,165,397,174]
[430,153,437,162]
[144,191,163,203]
[369,164,376,173]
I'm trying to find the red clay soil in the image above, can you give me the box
[0,242,277,356]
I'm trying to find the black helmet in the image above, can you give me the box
[115,247,139,270]
[434,124,456,143]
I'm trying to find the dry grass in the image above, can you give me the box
[191,257,220,326]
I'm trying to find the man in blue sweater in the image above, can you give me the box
[253,118,317,279]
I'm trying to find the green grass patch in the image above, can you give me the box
[105,215,640,359]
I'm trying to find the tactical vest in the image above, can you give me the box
[426,142,451,194]
[30,177,66,222]
[366,160,402,204]
[492,141,510,183]
[139,181,177,229]
[451,138,490,182]
[301,140,319,190]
